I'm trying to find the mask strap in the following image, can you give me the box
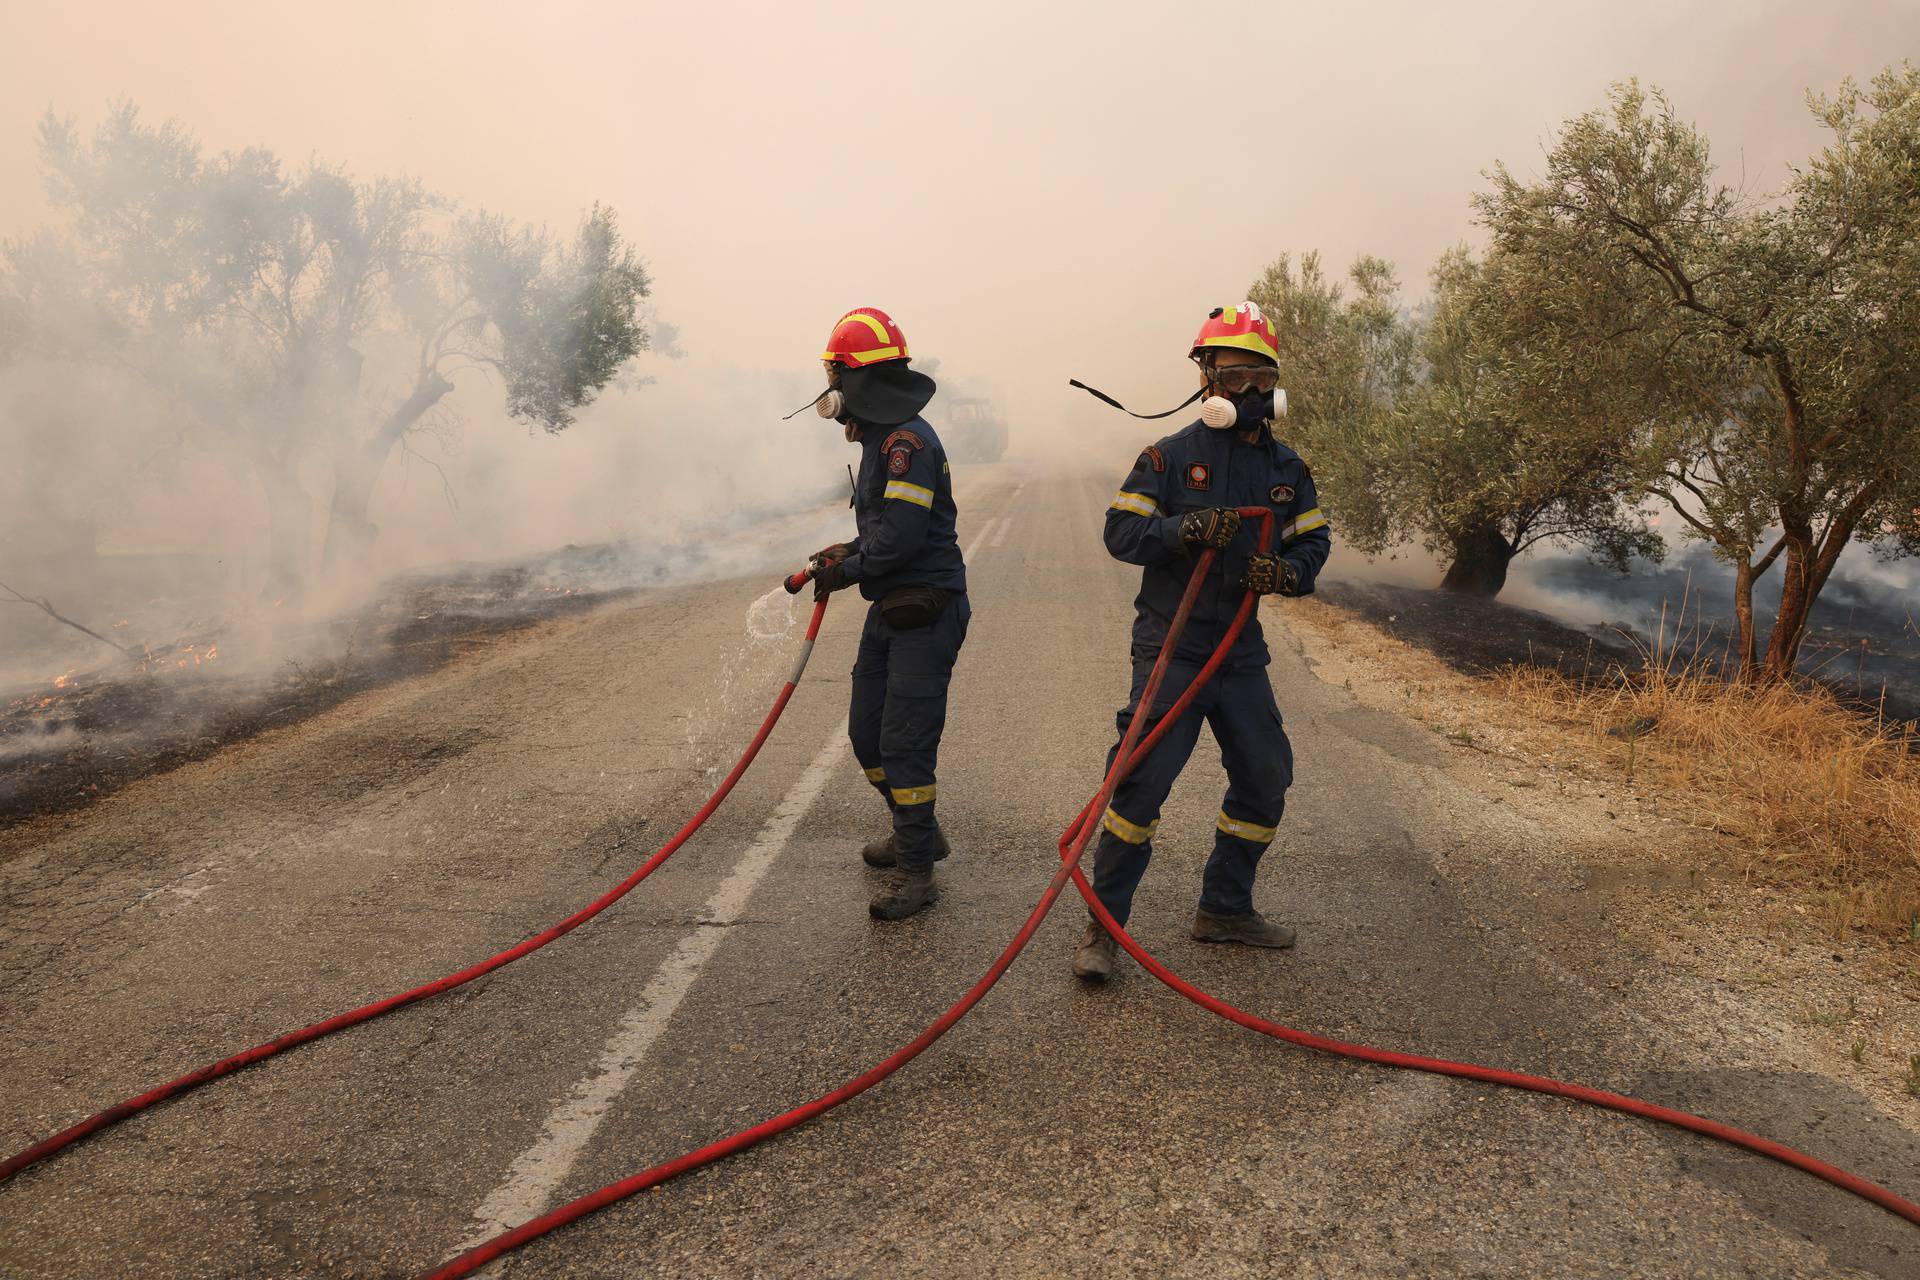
[1067,381,1204,420]
[782,390,829,420]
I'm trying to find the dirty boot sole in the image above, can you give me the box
[869,875,938,920]
[1190,910,1296,948]
[1072,944,1116,982]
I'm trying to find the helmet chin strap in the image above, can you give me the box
[1067,380,1205,420]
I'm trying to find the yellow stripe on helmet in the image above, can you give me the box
[1196,331,1280,362]
[883,480,934,508]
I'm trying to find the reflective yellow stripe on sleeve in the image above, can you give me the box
[1216,811,1278,844]
[1110,490,1160,518]
[890,784,937,806]
[1281,507,1327,542]
[1100,807,1160,845]
[883,480,935,509]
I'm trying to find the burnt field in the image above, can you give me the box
[1317,565,1920,727]
[1,503,841,829]
[1,550,628,828]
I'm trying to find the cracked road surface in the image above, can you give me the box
[2,464,1916,1277]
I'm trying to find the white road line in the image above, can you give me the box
[989,515,1013,549]
[466,492,1006,1244]
[463,723,849,1244]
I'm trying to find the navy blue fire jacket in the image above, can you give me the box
[840,416,968,601]
[1104,421,1332,670]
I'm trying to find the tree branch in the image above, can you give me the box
[0,580,137,659]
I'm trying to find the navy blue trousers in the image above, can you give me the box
[848,593,970,871]
[1090,659,1294,924]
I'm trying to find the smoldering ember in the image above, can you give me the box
[1,8,1918,1280]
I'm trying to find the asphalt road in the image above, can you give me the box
[2,463,1915,1278]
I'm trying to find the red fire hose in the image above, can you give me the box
[0,593,833,1185]
[427,506,1917,1277]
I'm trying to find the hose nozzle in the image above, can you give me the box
[783,568,813,595]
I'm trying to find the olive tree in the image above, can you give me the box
[7,103,652,593]
[1476,67,1920,677]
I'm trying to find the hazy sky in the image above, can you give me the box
[4,0,1916,442]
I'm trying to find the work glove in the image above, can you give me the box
[813,543,853,566]
[811,559,852,601]
[1179,506,1242,549]
[1242,552,1301,597]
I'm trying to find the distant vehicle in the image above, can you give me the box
[942,396,1009,463]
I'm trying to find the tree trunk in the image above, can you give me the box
[319,371,454,574]
[252,453,312,601]
[1760,512,1856,682]
[1438,524,1516,597]
[1731,558,1759,680]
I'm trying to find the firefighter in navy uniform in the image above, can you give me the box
[797,308,969,921]
[1074,302,1331,981]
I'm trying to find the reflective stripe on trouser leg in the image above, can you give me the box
[1200,668,1294,917]
[878,596,968,871]
[1090,658,1210,926]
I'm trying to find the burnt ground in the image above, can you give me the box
[0,505,839,829]
[0,559,626,829]
[1315,576,1920,727]
[1313,578,1636,679]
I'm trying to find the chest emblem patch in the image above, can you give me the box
[1184,462,1211,491]
[887,446,913,476]
[1269,484,1295,504]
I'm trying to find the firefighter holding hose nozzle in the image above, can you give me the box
[1069,302,1331,981]
[791,308,969,921]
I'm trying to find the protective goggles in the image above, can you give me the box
[1205,364,1281,394]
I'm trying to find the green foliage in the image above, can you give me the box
[1249,246,1657,592]
[1474,65,1920,674]
[1247,251,1412,556]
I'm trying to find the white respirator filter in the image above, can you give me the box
[1199,395,1237,428]
[816,389,845,420]
[1201,389,1290,429]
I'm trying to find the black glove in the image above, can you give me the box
[1179,506,1242,549]
[813,543,852,566]
[1242,552,1301,597]
[812,559,851,601]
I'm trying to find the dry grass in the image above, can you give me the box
[1504,659,1920,941]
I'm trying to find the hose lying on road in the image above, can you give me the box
[428,505,1917,1278]
[0,597,834,1186]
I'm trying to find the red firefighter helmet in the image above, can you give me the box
[821,307,911,367]
[1190,302,1279,364]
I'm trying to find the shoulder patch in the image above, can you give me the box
[1184,461,1211,492]
[887,445,913,476]
[881,429,925,454]
[1269,483,1295,505]
[1137,444,1166,473]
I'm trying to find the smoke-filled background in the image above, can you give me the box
[2,0,1916,693]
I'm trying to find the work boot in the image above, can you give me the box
[1191,907,1296,949]
[860,825,952,869]
[1072,920,1119,982]
[869,867,938,920]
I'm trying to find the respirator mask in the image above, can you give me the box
[1196,363,1288,430]
[1068,359,1287,429]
